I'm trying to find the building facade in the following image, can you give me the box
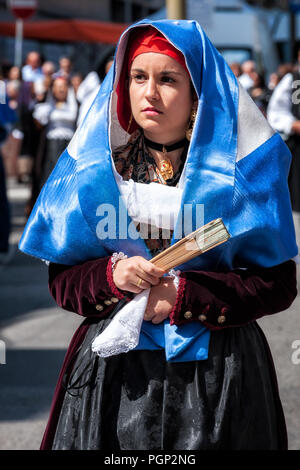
[0,0,164,75]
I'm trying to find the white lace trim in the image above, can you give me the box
[111,251,128,271]
[91,272,179,358]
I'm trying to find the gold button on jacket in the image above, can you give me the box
[217,315,226,324]
[184,311,193,319]
[95,304,103,311]
[198,314,207,322]
[104,299,112,306]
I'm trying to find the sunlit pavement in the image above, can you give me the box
[0,178,299,450]
[0,178,81,450]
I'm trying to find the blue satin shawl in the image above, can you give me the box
[19,19,298,362]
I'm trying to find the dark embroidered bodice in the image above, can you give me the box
[113,130,188,256]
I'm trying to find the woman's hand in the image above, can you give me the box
[113,256,165,293]
[144,276,178,324]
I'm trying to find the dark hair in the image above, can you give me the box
[96,48,116,81]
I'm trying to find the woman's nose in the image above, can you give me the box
[145,78,159,100]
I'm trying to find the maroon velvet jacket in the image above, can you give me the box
[48,256,297,330]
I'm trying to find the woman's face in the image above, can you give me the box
[129,52,196,144]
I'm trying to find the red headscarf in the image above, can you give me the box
[116,26,189,133]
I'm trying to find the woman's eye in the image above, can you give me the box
[132,74,146,82]
[161,76,175,83]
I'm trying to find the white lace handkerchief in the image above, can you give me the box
[91,270,180,357]
[91,288,150,357]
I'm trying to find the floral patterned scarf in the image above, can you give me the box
[113,130,188,256]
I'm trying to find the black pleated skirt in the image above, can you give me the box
[52,316,286,450]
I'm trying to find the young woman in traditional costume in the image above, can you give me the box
[19,20,298,450]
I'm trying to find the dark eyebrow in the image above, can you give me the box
[130,68,145,73]
[160,70,182,75]
[130,68,182,75]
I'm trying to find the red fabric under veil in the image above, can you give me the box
[116,26,189,134]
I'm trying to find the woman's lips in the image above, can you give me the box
[142,107,162,116]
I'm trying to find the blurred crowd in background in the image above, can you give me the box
[0,48,300,262]
[0,50,114,262]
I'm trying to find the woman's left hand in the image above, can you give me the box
[144,276,178,324]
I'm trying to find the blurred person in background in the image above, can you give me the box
[239,59,256,91]
[70,72,83,100]
[42,61,56,79]
[5,64,40,184]
[267,63,294,93]
[268,72,280,92]
[76,51,115,127]
[22,51,44,83]
[97,49,115,82]
[40,61,56,96]
[53,56,72,82]
[21,79,48,217]
[229,62,242,78]
[76,70,100,127]
[7,65,21,81]
[0,100,17,263]
[277,63,294,82]
[6,79,21,111]
[29,76,78,209]
[4,80,23,178]
[33,79,48,103]
[267,50,300,217]
[248,71,271,116]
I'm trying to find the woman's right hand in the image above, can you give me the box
[113,256,165,293]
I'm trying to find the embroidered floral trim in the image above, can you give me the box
[169,275,187,325]
[106,256,125,300]
[168,268,181,289]
[111,251,128,271]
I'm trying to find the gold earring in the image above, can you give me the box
[126,113,133,134]
[186,109,196,141]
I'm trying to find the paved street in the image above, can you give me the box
[0,179,81,450]
[0,178,299,450]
